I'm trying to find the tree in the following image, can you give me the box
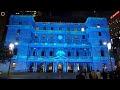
[0,42,13,76]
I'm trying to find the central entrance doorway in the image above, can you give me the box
[58,63,63,73]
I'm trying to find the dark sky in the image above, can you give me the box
[36,11,116,23]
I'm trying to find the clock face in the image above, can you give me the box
[58,35,63,40]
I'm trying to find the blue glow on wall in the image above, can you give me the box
[1,15,115,73]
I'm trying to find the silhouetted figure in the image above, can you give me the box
[102,70,107,79]
[76,70,85,79]
[96,70,101,79]
[89,71,93,79]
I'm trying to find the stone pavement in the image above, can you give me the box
[0,72,79,79]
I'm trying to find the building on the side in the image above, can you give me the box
[0,15,115,73]
[108,11,120,66]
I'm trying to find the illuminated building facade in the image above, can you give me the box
[108,11,120,65]
[1,15,115,72]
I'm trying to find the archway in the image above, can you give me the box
[68,63,74,73]
[37,63,44,72]
[58,63,63,73]
[47,63,53,73]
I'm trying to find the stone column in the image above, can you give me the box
[53,62,54,73]
[54,62,57,73]
[63,62,66,73]
[44,62,47,72]
[66,62,68,72]
[36,62,37,72]
[74,63,77,73]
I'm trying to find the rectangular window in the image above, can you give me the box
[42,34,46,38]
[67,27,70,31]
[36,27,39,30]
[50,34,54,38]
[99,32,101,36]
[75,35,78,39]
[82,35,85,39]
[74,28,77,31]
[59,27,62,30]
[43,27,46,30]
[101,50,105,57]
[51,27,53,30]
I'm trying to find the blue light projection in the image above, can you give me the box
[0,15,115,73]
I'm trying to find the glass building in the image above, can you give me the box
[1,15,115,73]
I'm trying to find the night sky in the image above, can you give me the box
[34,11,116,23]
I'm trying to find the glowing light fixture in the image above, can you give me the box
[15,42,18,45]
[103,42,107,45]
[9,43,14,51]
[81,28,85,32]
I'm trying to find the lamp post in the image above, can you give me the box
[8,42,18,76]
[107,42,113,71]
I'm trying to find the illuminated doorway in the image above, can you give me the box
[47,63,53,73]
[68,63,74,73]
[58,63,63,73]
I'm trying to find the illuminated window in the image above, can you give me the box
[59,27,62,30]
[51,27,53,30]
[36,27,39,30]
[67,35,70,39]
[42,34,46,38]
[97,24,100,28]
[81,28,85,32]
[50,34,54,38]
[34,34,38,38]
[12,62,16,68]
[74,35,78,39]
[67,27,70,31]
[43,27,46,30]
[98,32,101,36]
[74,28,77,31]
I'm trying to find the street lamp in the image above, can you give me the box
[107,42,113,71]
[8,42,18,76]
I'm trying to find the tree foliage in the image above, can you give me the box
[0,42,13,63]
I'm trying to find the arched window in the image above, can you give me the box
[41,51,44,56]
[50,51,53,56]
[100,40,103,46]
[33,51,36,56]
[68,51,71,57]
[101,50,105,56]
[51,27,53,30]
[76,51,79,57]
[13,48,18,55]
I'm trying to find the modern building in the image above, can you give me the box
[0,15,115,73]
[108,11,120,66]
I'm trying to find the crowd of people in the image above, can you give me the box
[76,67,120,79]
